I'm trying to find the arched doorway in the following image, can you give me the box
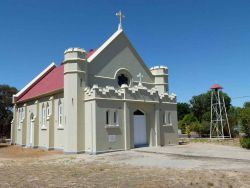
[29,113,34,146]
[133,110,147,147]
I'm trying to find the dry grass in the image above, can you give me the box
[180,138,241,147]
[0,145,249,188]
[0,144,62,159]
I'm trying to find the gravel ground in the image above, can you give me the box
[0,143,250,188]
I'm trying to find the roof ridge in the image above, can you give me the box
[87,28,123,62]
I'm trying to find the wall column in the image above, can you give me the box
[11,105,17,145]
[48,96,54,149]
[22,104,27,146]
[155,104,161,146]
[123,86,130,150]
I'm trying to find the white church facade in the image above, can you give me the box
[11,24,178,154]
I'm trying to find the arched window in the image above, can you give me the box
[106,110,109,125]
[42,104,46,127]
[58,100,63,127]
[46,103,50,117]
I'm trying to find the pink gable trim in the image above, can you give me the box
[17,65,64,103]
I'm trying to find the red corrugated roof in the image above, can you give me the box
[17,65,64,103]
[211,84,223,89]
[86,49,96,59]
[16,50,96,103]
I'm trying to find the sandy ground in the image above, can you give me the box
[0,143,250,188]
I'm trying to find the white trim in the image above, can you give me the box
[14,63,56,98]
[162,124,173,127]
[94,75,115,80]
[104,125,120,129]
[87,28,123,62]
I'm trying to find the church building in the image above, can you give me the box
[11,15,178,154]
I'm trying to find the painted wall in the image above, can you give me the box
[53,93,65,150]
[160,103,178,145]
[95,100,125,153]
[13,92,65,150]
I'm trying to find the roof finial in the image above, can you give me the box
[116,10,125,30]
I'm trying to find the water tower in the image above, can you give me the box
[210,84,231,139]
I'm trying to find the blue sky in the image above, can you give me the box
[0,0,250,107]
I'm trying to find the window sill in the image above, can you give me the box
[162,124,173,127]
[17,128,21,131]
[57,126,64,130]
[41,127,47,130]
[105,124,120,129]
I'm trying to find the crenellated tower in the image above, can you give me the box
[63,47,87,153]
[150,66,168,94]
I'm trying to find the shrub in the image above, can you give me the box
[240,137,250,149]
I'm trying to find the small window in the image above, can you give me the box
[42,104,46,127]
[168,112,172,125]
[58,100,63,127]
[21,108,24,120]
[163,111,167,124]
[106,110,109,125]
[18,108,21,129]
[114,111,118,125]
[30,113,34,121]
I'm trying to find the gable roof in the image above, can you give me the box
[87,28,123,62]
[87,28,154,79]
[14,29,152,103]
[15,64,64,103]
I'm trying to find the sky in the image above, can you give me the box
[0,0,250,107]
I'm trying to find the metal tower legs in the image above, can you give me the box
[210,90,231,139]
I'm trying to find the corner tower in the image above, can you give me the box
[63,48,87,153]
[150,66,168,94]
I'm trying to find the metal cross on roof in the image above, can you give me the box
[116,10,125,30]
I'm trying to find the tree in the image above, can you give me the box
[177,102,191,121]
[0,85,18,138]
[178,114,199,136]
[228,106,242,136]
[240,102,250,137]
[190,91,231,122]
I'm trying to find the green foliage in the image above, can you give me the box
[190,91,231,122]
[177,103,191,121]
[243,102,250,109]
[179,114,200,135]
[177,90,236,137]
[240,102,250,137]
[200,121,210,135]
[228,106,242,136]
[240,138,250,149]
[0,85,18,138]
